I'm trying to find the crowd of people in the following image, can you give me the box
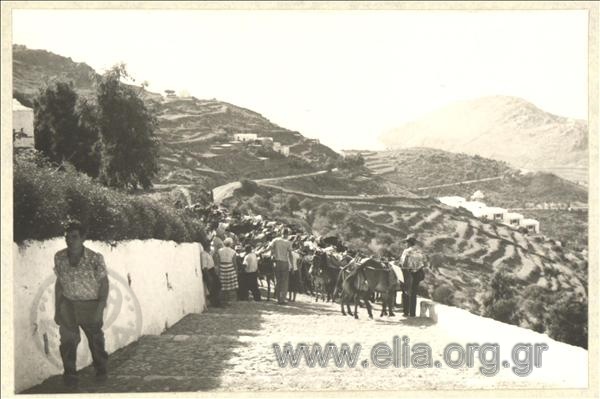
[49,202,430,388]
[195,203,431,314]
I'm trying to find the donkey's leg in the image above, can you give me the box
[365,297,374,319]
[266,279,270,301]
[380,294,387,317]
[388,294,396,317]
[347,297,353,316]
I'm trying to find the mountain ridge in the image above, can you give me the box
[379,95,588,183]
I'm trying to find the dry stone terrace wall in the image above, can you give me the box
[13,238,206,392]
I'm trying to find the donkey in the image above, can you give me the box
[257,253,275,301]
[355,258,402,317]
[332,260,373,319]
[310,250,344,302]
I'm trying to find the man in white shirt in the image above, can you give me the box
[200,242,221,307]
[268,229,293,304]
[400,234,429,317]
[241,245,261,301]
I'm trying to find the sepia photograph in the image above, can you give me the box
[1,1,598,397]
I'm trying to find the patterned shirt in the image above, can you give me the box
[400,247,428,272]
[54,247,108,301]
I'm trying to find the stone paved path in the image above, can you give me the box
[23,292,586,394]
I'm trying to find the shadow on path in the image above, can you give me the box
[23,302,266,394]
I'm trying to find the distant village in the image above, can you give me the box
[12,94,321,159]
[438,192,541,234]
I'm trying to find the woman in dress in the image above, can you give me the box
[217,237,239,304]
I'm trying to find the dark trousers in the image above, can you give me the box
[57,298,108,376]
[240,272,261,301]
[402,269,421,317]
[203,268,222,307]
[274,261,290,303]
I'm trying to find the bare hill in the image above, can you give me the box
[358,147,587,208]
[379,96,588,183]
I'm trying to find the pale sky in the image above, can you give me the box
[12,9,588,151]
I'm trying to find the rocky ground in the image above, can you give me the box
[24,292,587,394]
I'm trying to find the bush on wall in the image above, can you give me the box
[14,154,208,245]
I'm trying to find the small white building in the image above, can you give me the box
[273,142,281,151]
[503,212,524,227]
[280,145,290,157]
[480,206,506,222]
[13,99,34,148]
[471,190,485,201]
[520,218,540,234]
[437,196,466,208]
[260,137,274,145]
[234,133,258,142]
[459,201,487,215]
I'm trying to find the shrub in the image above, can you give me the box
[486,298,521,326]
[433,284,455,306]
[240,179,258,195]
[546,294,588,349]
[13,155,206,243]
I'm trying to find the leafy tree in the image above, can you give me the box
[34,82,79,164]
[96,64,159,189]
[240,179,258,195]
[546,294,588,348]
[483,269,522,325]
[73,100,101,177]
[286,195,301,213]
[33,82,101,177]
[433,284,454,306]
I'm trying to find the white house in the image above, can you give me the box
[437,196,466,208]
[480,206,507,221]
[459,201,487,215]
[471,190,485,201]
[520,218,540,234]
[234,133,258,142]
[13,99,34,148]
[280,145,290,157]
[273,142,281,151]
[503,212,524,227]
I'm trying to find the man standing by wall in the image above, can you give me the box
[200,241,221,307]
[53,220,109,388]
[400,234,429,317]
[269,228,293,304]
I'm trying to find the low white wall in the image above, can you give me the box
[13,238,206,393]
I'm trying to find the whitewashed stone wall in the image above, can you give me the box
[13,238,206,392]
